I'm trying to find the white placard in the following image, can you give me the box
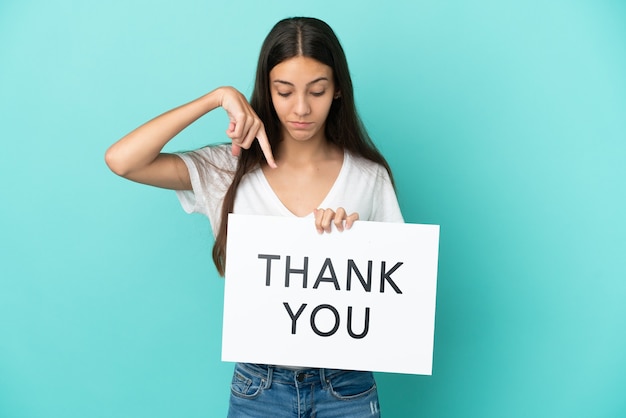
[223,214,439,375]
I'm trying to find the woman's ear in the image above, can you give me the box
[334,91,341,99]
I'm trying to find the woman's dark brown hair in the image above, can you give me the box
[212,17,394,276]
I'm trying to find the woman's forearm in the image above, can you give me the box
[105,88,224,177]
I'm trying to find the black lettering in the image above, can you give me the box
[310,304,340,337]
[286,256,308,288]
[258,254,280,286]
[380,261,403,294]
[283,302,307,334]
[346,259,372,292]
[347,306,370,339]
[313,258,340,290]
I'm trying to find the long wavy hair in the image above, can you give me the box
[212,17,395,276]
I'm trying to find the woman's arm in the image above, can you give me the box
[104,87,276,190]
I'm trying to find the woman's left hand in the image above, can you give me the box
[313,208,359,234]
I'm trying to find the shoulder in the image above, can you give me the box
[187,143,236,164]
[342,151,404,223]
[345,151,388,177]
[344,151,396,194]
[178,143,238,172]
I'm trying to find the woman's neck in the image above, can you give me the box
[260,134,345,217]
[275,136,340,166]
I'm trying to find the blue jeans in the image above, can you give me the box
[227,363,381,418]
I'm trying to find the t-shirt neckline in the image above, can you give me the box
[254,151,350,218]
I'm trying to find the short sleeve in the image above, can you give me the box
[174,144,236,235]
[371,165,405,223]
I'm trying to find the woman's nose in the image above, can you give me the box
[294,95,311,116]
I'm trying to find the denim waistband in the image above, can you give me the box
[236,363,345,386]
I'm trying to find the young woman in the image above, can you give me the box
[106,16,403,418]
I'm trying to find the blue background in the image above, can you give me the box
[1,1,625,417]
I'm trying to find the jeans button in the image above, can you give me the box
[296,372,305,382]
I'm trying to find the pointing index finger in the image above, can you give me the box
[256,127,277,168]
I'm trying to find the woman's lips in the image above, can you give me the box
[289,121,313,129]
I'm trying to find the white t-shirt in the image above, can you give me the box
[175,144,403,234]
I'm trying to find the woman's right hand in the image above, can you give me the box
[219,87,277,168]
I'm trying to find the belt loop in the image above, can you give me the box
[319,368,329,389]
[265,365,274,389]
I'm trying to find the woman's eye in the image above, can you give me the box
[277,92,292,97]
[311,91,326,97]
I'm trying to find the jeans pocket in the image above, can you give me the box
[230,367,266,399]
[327,370,378,400]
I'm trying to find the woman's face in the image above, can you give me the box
[269,56,337,144]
